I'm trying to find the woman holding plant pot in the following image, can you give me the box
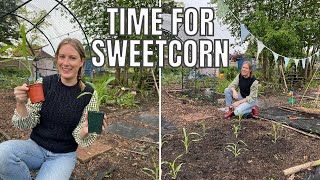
[0,38,107,180]
[224,61,259,119]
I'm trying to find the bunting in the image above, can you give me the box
[294,59,299,68]
[215,2,320,71]
[301,58,306,69]
[256,40,265,61]
[273,52,279,64]
[284,57,290,69]
[240,24,250,44]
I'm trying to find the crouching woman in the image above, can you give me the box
[224,61,259,119]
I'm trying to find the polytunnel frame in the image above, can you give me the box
[0,0,92,78]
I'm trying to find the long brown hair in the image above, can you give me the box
[55,38,86,91]
[242,61,254,77]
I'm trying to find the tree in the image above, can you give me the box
[0,0,19,45]
[211,0,319,80]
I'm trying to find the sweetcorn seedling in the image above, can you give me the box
[162,154,184,180]
[142,158,159,180]
[233,123,240,138]
[225,140,248,158]
[181,128,202,154]
[271,123,283,144]
[201,122,209,137]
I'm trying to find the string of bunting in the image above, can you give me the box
[215,0,320,70]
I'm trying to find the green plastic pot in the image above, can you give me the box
[88,111,104,134]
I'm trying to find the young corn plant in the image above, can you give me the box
[181,128,202,154]
[233,123,240,138]
[142,158,159,180]
[201,121,209,137]
[162,154,184,180]
[225,140,248,158]
[271,123,283,144]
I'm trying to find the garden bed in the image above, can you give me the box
[161,86,320,180]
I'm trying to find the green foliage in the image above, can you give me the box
[181,128,202,154]
[211,0,319,80]
[0,73,27,89]
[0,0,19,45]
[162,72,181,85]
[271,123,283,144]
[216,79,231,94]
[142,158,159,180]
[220,66,239,81]
[77,76,115,110]
[225,140,248,158]
[162,154,184,180]
[117,92,137,108]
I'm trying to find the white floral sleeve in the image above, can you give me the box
[12,78,43,129]
[72,90,99,147]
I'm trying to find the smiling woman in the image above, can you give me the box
[223,61,259,119]
[0,38,107,180]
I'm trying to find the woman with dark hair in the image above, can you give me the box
[224,61,259,119]
[0,38,107,179]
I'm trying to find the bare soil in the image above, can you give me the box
[161,85,320,180]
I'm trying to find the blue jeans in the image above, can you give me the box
[224,88,257,116]
[0,139,76,180]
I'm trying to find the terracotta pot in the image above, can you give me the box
[27,83,45,104]
[88,111,104,134]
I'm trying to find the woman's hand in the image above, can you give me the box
[80,112,108,138]
[14,84,29,104]
[232,91,238,99]
[232,101,241,108]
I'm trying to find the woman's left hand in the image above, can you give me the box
[232,101,242,108]
[80,112,108,138]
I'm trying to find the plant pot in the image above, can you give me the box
[88,111,104,134]
[28,83,45,104]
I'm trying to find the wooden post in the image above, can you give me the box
[280,64,288,92]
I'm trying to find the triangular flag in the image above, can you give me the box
[294,59,299,67]
[301,58,306,69]
[240,24,250,44]
[308,56,312,63]
[257,40,265,61]
[284,57,290,69]
[216,0,229,19]
[273,52,279,64]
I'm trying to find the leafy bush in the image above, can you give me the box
[117,92,137,108]
[216,79,231,94]
[220,66,239,81]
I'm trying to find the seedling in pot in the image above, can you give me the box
[162,154,184,180]
[225,140,248,158]
[181,128,202,154]
[1,25,44,103]
[77,76,115,134]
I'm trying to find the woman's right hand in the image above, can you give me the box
[232,91,238,99]
[13,84,29,103]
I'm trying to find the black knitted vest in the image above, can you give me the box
[30,74,94,153]
[239,74,256,98]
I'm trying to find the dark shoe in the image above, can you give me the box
[224,107,234,119]
[252,106,259,117]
